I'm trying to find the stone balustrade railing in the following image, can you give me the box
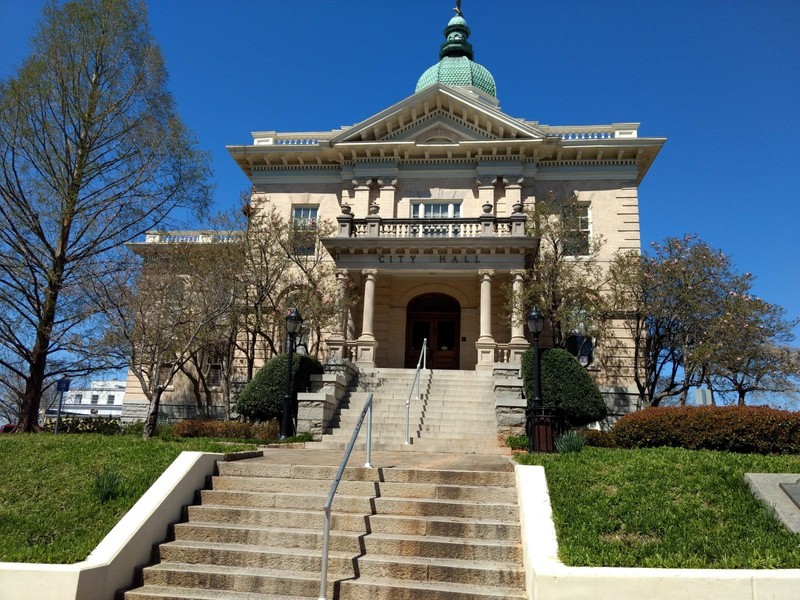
[143,231,241,244]
[343,216,523,238]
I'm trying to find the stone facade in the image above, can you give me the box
[123,9,664,425]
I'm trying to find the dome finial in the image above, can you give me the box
[414,1,498,102]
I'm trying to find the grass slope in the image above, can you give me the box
[0,434,254,564]
[518,447,800,569]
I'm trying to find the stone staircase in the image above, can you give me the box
[309,368,500,453]
[122,456,525,600]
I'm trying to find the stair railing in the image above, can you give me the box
[318,391,373,600]
[404,338,428,445]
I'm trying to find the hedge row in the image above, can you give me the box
[611,406,800,454]
[172,418,279,442]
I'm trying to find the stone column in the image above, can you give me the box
[509,269,530,365]
[376,178,397,218]
[351,177,372,217]
[325,270,349,362]
[503,177,523,218]
[356,269,379,367]
[475,269,496,370]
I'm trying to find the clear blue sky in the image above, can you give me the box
[2,0,800,339]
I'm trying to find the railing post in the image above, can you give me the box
[404,338,427,446]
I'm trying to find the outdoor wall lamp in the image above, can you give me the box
[281,308,303,439]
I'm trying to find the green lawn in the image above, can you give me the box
[517,447,800,569]
[0,434,255,564]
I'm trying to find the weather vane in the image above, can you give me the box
[453,0,463,17]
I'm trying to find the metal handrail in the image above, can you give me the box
[318,392,374,600]
[404,338,428,446]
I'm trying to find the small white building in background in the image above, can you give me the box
[60,380,126,418]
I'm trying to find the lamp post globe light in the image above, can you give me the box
[281,308,303,440]
[526,307,545,453]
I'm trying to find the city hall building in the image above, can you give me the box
[123,8,663,423]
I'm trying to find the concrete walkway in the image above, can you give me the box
[250,444,517,472]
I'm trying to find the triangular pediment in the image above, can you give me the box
[330,84,546,147]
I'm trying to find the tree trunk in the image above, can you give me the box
[19,278,62,432]
[143,390,162,438]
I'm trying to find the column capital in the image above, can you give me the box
[476,176,495,188]
[352,177,372,189]
[510,269,526,278]
[336,269,350,278]
[376,178,398,189]
[478,269,495,279]
[362,269,378,278]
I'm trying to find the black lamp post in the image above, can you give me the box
[281,308,303,440]
[526,307,545,453]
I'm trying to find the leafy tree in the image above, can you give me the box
[0,0,210,431]
[517,192,606,347]
[702,291,799,405]
[608,235,797,407]
[90,241,239,438]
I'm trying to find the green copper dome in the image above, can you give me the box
[415,12,497,99]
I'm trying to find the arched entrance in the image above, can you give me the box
[405,293,461,369]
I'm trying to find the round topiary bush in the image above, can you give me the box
[236,353,323,422]
[521,347,608,427]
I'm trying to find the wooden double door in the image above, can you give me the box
[404,294,460,370]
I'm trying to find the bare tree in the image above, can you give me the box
[0,0,210,431]
[517,192,606,346]
[92,241,239,437]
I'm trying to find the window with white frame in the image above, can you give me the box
[562,203,591,256]
[90,394,99,404]
[292,206,318,255]
[106,394,115,405]
[412,202,461,219]
[292,206,318,227]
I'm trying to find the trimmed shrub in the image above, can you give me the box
[172,418,279,443]
[612,405,800,454]
[236,353,323,422]
[44,417,122,435]
[521,348,607,427]
[576,428,617,448]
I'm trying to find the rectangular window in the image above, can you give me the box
[412,202,461,219]
[74,394,82,404]
[563,204,590,256]
[292,206,319,255]
[90,394,99,404]
[208,364,223,388]
[158,364,173,389]
[106,394,115,405]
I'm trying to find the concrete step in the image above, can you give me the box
[125,585,310,600]
[156,540,355,574]
[209,475,377,496]
[363,532,522,562]
[139,563,329,598]
[305,441,502,453]
[186,505,367,532]
[374,497,518,521]
[172,522,362,553]
[355,553,525,588]
[198,489,372,512]
[338,576,526,600]
[367,514,520,539]
[375,482,517,502]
